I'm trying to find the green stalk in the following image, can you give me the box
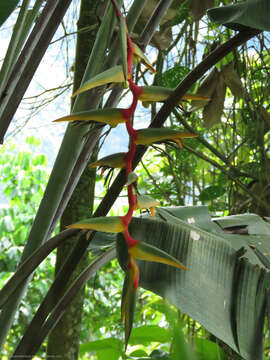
[0,0,44,91]
[11,0,44,70]
[0,0,73,143]
[140,0,174,46]
[126,0,147,31]
[0,0,123,349]
[0,0,31,92]
[13,248,116,357]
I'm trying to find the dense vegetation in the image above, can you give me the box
[0,0,269,359]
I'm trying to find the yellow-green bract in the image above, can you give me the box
[129,241,188,271]
[72,65,127,98]
[134,194,159,217]
[139,85,211,103]
[135,128,197,147]
[53,108,126,127]
[67,216,126,233]
[89,152,126,170]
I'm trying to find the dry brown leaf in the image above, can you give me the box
[190,68,219,111]
[189,0,214,20]
[203,73,226,129]
[221,62,245,98]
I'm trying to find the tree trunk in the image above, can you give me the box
[46,1,100,358]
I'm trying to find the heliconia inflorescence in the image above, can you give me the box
[54,0,196,349]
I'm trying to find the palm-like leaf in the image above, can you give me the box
[0,1,20,27]
[208,0,270,31]
[127,206,270,360]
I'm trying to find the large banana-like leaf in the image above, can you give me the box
[126,206,270,360]
[3,206,269,358]
[208,0,270,31]
[0,0,19,27]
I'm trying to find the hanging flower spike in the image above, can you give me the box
[134,194,160,218]
[53,108,130,128]
[132,43,156,74]
[72,65,128,98]
[66,216,126,233]
[89,152,126,177]
[134,128,198,149]
[121,256,139,349]
[139,85,211,103]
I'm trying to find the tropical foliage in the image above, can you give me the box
[0,0,270,359]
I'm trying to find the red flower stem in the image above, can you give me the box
[122,31,143,245]
[123,228,138,248]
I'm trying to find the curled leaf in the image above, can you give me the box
[67,216,126,233]
[126,172,138,186]
[221,62,245,98]
[72,65,127,98]
[203,73,226,129]
[190,68,219,111]
[133,43,156,73]
[53,108,127,127]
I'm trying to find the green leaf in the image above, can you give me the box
[32,154,47,166]
[79,338,122,354]
[96,348,121,360]
[129,325,171,345]
[171,322,195,360]
[119,16,128,80]
[116,233,129,271]
[130,349,149,357]
[213,213,270,236]
[208,0,270,31]
[26,136,41,146]
[161,66,190,89]
[72,65,126,98]
[241,162,264,178]
[194,338,226,360]
[156,206,222,234]
[199,185,226,201]
[150,349,170,359]
[0,0,19,27]
[128,207,270,360]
